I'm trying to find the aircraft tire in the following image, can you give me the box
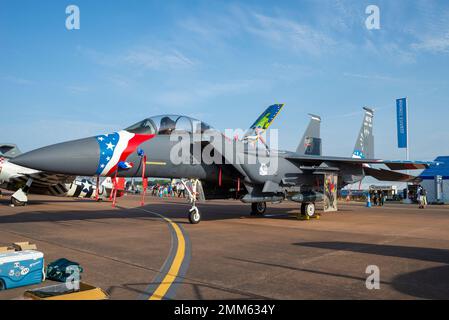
[302,203,316,217]
[189,207,201,224]
[251,202,266,216]
[0,279,5,291]
[11,197,27,207]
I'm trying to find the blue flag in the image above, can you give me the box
[396,98,408,149]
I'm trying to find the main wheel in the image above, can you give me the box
[188,207,201,224]
[251,202,267,216]
[301,203,316,217]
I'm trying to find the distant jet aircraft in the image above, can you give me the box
[11,104,432,223]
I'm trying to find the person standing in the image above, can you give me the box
[417,185,423,209]
[421,187,428,209]
[178,182,186,198]
[380,191,386,206]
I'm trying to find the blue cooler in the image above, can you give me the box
[0,250,44,290]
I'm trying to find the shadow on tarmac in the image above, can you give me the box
[295,242,449,299]
[106,280,273,300]
[0,199,325,224]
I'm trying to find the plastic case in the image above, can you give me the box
[0,250,44,290]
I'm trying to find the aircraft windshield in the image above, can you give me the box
[125,115,213,135]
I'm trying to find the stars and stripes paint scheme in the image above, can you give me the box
[95,130,155,176]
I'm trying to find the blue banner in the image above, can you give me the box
[396,98,408,149]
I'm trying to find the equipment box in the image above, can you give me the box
[24,282,109,300]
[0,250,44,290]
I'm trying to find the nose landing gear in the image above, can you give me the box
[188,206,201,224]
[182,179,204,224]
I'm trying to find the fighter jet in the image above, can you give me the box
[2,105,285,206]
[11,104,432,223]
[0,143,124,205]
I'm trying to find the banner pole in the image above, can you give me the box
[406,96,410,163]
[406,97,411,204]
[141,155,147,207]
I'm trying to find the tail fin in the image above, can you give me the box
[0,144,22,158]
[352,107,374,159]
[243,104,284,140]
[296,114,322,156]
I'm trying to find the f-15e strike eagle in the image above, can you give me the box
[11,105,433,223]
[1,106,286,207]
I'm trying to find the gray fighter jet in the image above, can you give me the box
[3,105,286,206]
[11,104,432,223]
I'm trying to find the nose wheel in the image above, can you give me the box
[182,179,204,224]
[188,206,201,224]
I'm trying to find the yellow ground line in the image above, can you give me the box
[149,217,186,300]
[146,161,167,166]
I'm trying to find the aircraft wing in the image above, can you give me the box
[285,154,436,170]
[8,170,76,196]
[382,161,431,170]
[363,167,421,183]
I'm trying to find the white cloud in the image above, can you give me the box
[179,6,338,57]
[78,46,195,71]
[124,48,195,70]
[246,13,336,55]
[2,76,34,85]
[411,33,449,54]
[66,85,89,94]
[153,79,270,107]
[363,40,417,64]
[343,72,399,82]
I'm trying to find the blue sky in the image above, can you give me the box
[1,0,448,161]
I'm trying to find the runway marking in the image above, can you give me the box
[132,208,191,300]
[149,217,185,300]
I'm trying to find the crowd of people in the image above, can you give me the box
[416,185,428,209]
[369,190,387,207]
[150,181,186,198]
[368,185,429,209]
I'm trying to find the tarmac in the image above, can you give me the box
[1,192,449,300]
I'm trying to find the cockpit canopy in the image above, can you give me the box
[125,115,213,135]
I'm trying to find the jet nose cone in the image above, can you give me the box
[11,137,100,176]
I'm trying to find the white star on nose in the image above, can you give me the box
[98,137,104,141]
[82,181,90,191]
[106,142,115,150]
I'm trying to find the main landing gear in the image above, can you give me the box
[299,202,317,219]
[250,202,267,216]
[10,178,33,207]
[182,179,202,224]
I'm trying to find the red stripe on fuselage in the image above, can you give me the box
[106,134,155,176]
